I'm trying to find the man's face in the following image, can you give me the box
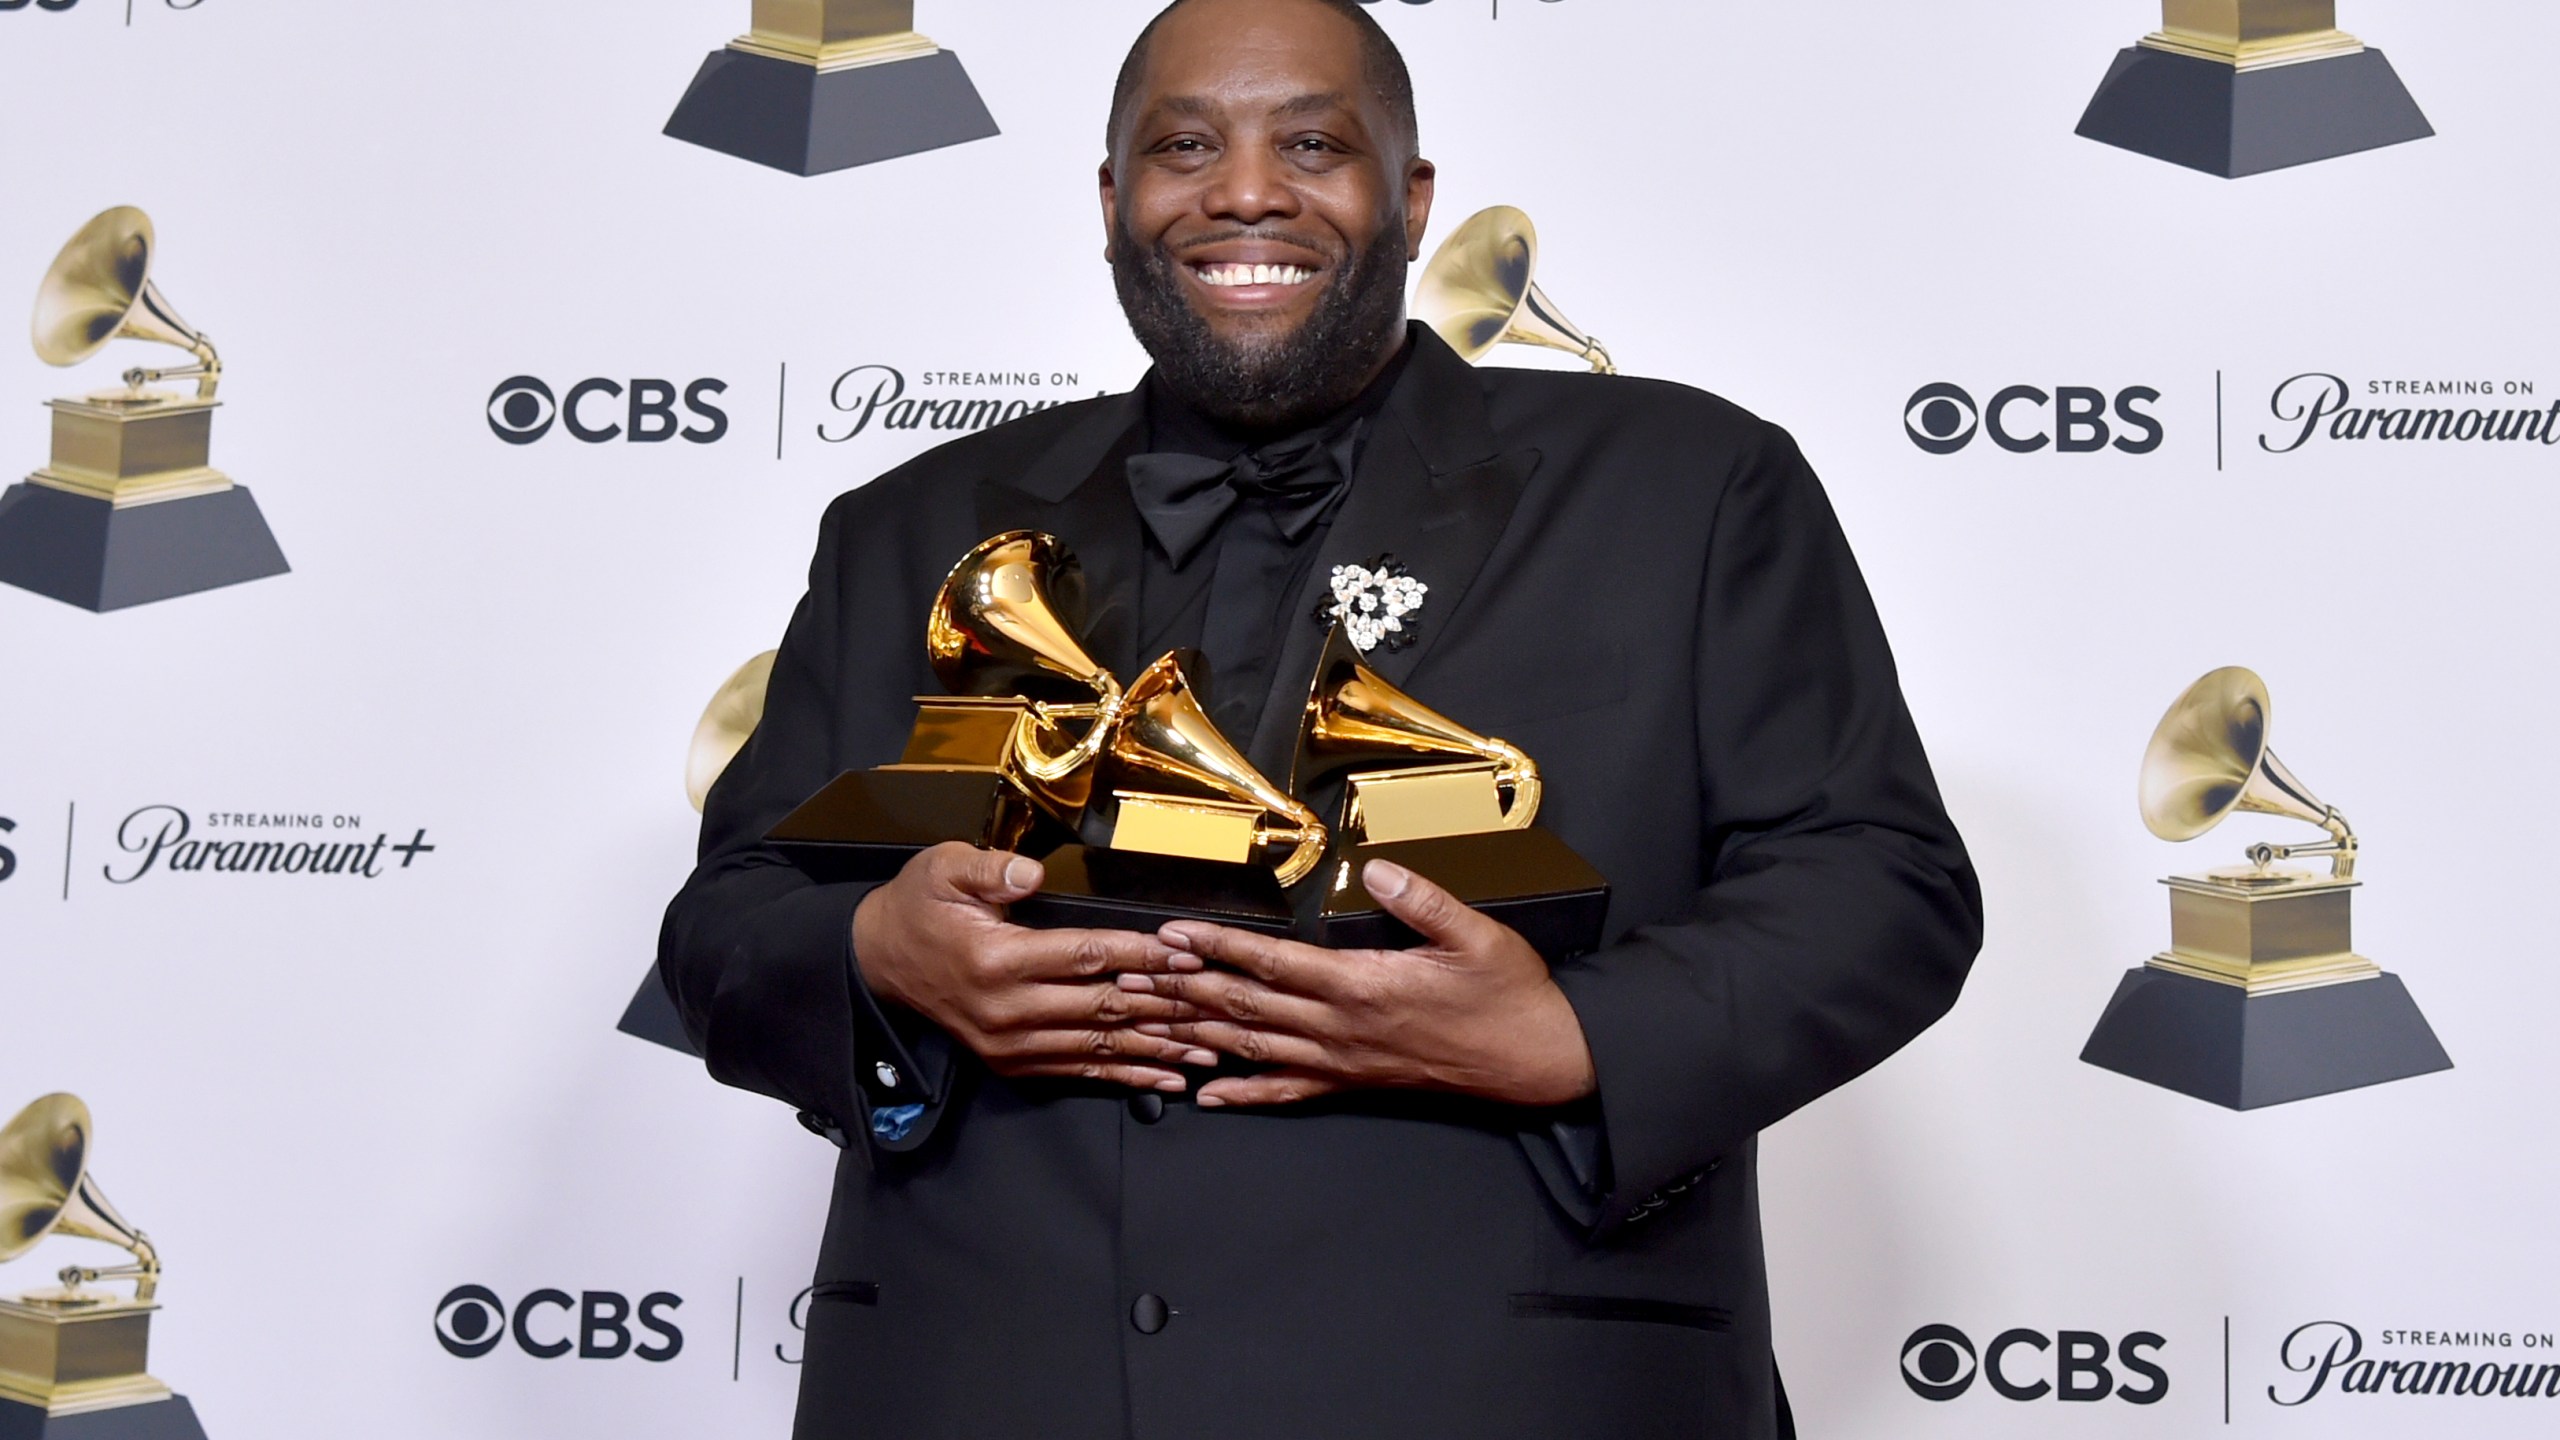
[1103,0,1435,431]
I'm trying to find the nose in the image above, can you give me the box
[1200,141,1303,228]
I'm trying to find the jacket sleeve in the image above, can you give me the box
[1544,426,1984,1232]
[656,487,961,1161]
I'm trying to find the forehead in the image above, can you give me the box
[1133,0,1373,118]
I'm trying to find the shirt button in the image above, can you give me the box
[1131,1294,1169,1335]
[1127,1093,1166,1124]
[873,1061,901,1089]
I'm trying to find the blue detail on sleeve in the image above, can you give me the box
[870,1104,927,1143]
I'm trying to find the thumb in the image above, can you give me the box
[934,844,1044,906]
[1363,859,1494,954]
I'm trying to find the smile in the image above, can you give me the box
[1193,263,1317,288]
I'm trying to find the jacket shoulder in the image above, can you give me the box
[1477,366,1796,455]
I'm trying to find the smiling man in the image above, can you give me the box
[660,2,1981,1437]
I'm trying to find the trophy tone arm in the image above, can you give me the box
[122,331,222,403]
[2245,806,2358,881]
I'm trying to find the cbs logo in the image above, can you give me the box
[0,815,17,884]
[486,376,730,446]
[1901,1324,2168,1404]
[0,2,80,10]
[1905,383,2163,456]
[434,1285,683,1361]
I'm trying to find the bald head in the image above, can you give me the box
[1106,0,1419,164]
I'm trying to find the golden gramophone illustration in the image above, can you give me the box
[1014,650,1327,936]
[687,650,779,812]
[664,0,1000,176]
[763,531,1115,880]
[0,207,287,613]
[2076,2,2431,177]
[2080,667,2451,1109]
[1292,626,1607,959]
[1416,206,1615,375]
[0,1095,207,1438]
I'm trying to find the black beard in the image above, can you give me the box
[1112,212,1409,434]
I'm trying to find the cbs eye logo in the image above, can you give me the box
[1901,1323,2169,1405]
[435,1284,683,1361]
[1904,382,2163,456]
[486,375,729,446]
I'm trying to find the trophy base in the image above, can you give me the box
[767,768,1050,883]
[2079,966,2451,1110]
[664,48,999,175]
[0,482,288,612]
[0,1397,206,1440]
[2076,46,2432,177]
[615,969,698,1057]
[1318,827,1610,963]
[1010,846,1295,936]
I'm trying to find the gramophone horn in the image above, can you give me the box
[2139,665,2356,879]
[926,532,1131,805]
[31,206,222,401]
[1101,651,1327,887]
[686,650,777,812]
[0,1094,160,1304]
[1293,625,1540,836]
[1416,205,1616,375]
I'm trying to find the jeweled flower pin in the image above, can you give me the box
[1315,554,1427,653]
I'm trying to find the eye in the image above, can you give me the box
[1902,383,1978,454]
[487,377,557,444]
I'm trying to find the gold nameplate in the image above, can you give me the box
[27,397,232,508]
[733,0,939,71]
[1346,762,1509,845]
[2148,875,2379,995]
[1111,794,1263,866]
[0,1298,172,1417]
[900,696,1030,768]
[2142,0,2364,70]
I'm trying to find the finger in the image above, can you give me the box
[999,926,1198,984]
[1155,921,1353,998]
[930,844,1044,906]
[1197,1069,1346,1109]
[1116,969,1330,1032]
[1000,1028,1219,1070]
[998,983,1204,1030]
[1362,859,1502,954]
[1131,1018,1338,1072]
[1003,1060,1192,1093]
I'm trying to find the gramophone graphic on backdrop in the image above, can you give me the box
[2077,1,2433,177]
[2080,667,2452,1109]
[664,0,1000,175]
[0,208,287,613]
[0,1095,208,1440]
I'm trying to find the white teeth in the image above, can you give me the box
[1198,263,1312,287]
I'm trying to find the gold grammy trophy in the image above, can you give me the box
[0,208,287,613]
[2076,2,2432,177]
[2079,667,2451,1109]
[1293,626,1608,960]
[664,1,1000,176]
[0,1096,207,1439]
[1415,206,1615,375]
[1014,650,1329,936]
[763,531,1120,880]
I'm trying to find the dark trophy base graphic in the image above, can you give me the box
[767,768,1048,884]
[1320,827,1610,963]
[2080,967,2451,1110]
[2076,47,2432,178]
[0,1396,207,1440]
[664,48,999,176]
[1010,846,1296,937]
[616,969,698,1057]
[0,483,287,612]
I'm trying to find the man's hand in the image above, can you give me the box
[1120,860,1598,1109]
[853,843,1216,1092]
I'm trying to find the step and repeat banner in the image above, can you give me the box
[2,1,2554,1436]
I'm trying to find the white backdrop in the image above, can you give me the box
[2,1,2554,1436]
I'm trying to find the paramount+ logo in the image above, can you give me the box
[434,1285,683,1362]
[1900,1323,2168,1405]
[1904,383,2163,456]
[486,376,729,446]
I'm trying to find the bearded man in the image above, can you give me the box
[660,1,1981,1436]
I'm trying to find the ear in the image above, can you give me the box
[1099,158,1121,262]
[1402,156,1437,262]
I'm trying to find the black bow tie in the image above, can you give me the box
[1125,424,1360,568]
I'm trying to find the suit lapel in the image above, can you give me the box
[1242,327,1540,779]
[973,391,1148,685]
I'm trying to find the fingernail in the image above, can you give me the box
[1155,1076,1188,1092]
[1184,1049,1218,1067]
[1003,856,1041,892]
[1364,859,1411,899]
[1136,1023,1171,1037]
[1196,1093,1226,1108]
[1169,953,1205,972]
[1159,925,1198,950]
[1117,974,1154,992]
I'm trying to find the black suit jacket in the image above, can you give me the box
[659,326,1982,1440]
